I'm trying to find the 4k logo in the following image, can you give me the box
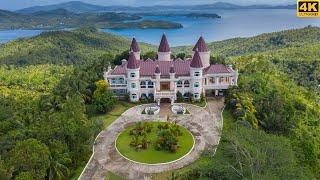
[297,0,320,17]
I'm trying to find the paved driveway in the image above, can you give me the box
[79,98,224,180]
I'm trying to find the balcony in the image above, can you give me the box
[155,91,175,98]
[109,84,127,88]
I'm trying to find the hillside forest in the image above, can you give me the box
[0,26,319,179]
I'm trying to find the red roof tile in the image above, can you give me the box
[204,64,231,74]
[158,34,170,52]
[193,36,209,52]
[127,51,139,69]
[190,50,203,68]
[130,37,140,52]
[110,59,232,76]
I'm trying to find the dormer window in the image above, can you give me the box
[194,72,200,77]
[130,73,136,78]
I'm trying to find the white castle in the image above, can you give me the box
[104,34,238,104]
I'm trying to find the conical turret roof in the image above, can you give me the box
[155,65,161,74]
[130,37,140,52]
[193,36,209,52]
[127,51,139,69]
[190,49,203,68]
[158,34,170,52]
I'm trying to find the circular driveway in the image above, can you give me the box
[79,99,224,180]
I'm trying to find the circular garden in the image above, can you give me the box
[115,122,194,164]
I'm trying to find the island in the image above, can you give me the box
[108,20,183,29]
[0,9,183,30]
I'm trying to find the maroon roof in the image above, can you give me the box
[204,64,231,74]
[130,37,140,52]
[193,36,209,52]
[169,65,175,73]
[110,59,232,77]
[190,50,203,68]
[154,65,161,74]
[111,59,191,77]
[127,51,139,69]
[158,34,170,52]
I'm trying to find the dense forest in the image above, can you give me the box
[0,26,319,179]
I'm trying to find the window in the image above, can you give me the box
[132,94,137,99]
[148,81,154,88]
[111,79,116,84]
[219,77,224,83]
[184,80,190,87]
[194,82,200,88]
[131,83,136,88]
[148,93,154,99]
[130,73,136,78]
[194,72,200,77]
[119,78,124,84]
[140,81,146,88]
[226,77,230,83]
[141,93,147,99]
[177,80,183,88]
[209,77,215,84]
[194,93,200,99]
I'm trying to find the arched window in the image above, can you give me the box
[132,93,137,100]
[140,81,146,88]
[148,93,154,99]
[194,82,200,88]
[177,80,183,88]
[141,93,147,99]
[148,81,154,88]
[184,80,190,87]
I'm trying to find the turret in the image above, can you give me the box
[192,36,210,68]
[154,65,161,91]
[130,37,141,60]
[169,65,175,91]
[126,51,140,102]
[157,34,171,61]
[190,50,203,100]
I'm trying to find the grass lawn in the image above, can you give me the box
[91,102,137,128]
[104,171,126,180]
[116,122,194,164]
[151,110,232,180]
[190,100,206,107]
[71,102,136,179]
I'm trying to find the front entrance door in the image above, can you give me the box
[160,82,170,91]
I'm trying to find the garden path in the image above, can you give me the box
[79,98,224,180]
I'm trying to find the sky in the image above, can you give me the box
[0,0,294,11]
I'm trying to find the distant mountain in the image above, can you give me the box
[16,1,296,14]
[17,1,107,14]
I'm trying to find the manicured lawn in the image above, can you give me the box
[91,102,136,128]
[72,102,136,179]
[190,100,206,107]
[104,171,126,180]
[116,122,194,164]
[151,110,232,180]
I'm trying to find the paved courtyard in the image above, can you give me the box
[79,98,224,180]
